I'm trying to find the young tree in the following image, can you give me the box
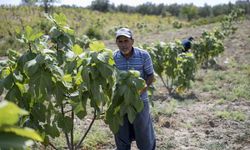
[181,4,198,21]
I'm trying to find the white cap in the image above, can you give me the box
[116,28,133,39]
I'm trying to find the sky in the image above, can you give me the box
[0,0,237,7]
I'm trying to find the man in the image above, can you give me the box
[182,36,194,52]
[113,27,156,150]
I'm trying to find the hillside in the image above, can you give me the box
[0,5,182,55]
[0,6,249,150]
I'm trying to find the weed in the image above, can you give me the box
[215,110,247,122]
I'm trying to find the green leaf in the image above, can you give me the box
[25,26,33,40]
[128,70,140,78]
[72,44,83,56]
[124,89,133,106]
[118,85,127,96]
[58,115,73,133]
[54,13,67,27]
[132,99,144,113]
[29,70,53,99]
[63,74,72,83]
[0,101,28,126]
[0,132,34,148]
[24,57,40,76]
[44,123,60,138]
[1,126,43,142]
[133,78,145,91]
[5,84,22,102]
[89,41,105,52]
[17,52,36,71]
[97,63,114,79]
[3,74,14,90]
[54,82,66,105]
[127,107,137,124]
[31,103,46,123]
[74,101,87,119]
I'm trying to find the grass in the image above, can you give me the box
[215,98,226,105]
[215,110,247,122]
[48,120,113,150]
[204,141,227,150]
[0,5,181,55]
[82,123,113,150]
[192,56,250,102]
[151,99,178,118]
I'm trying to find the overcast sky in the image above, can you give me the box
[0,0,237,7]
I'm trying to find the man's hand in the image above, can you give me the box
[139,85,147,95]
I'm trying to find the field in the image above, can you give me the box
[76,20,250,150]
[0,6,250,150]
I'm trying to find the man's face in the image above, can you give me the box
[116,36,134,55]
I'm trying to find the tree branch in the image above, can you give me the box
[75,110,97,149]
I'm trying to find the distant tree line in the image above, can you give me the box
[20,0,250,20]
[88,0,250,20]
[21,0,59,13]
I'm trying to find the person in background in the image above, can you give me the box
[182,36,194,52]
[113,27,156,150]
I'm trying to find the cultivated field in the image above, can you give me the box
[79,20,250,150]
[0,7,249,149]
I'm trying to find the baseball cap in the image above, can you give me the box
[116,28,133,39]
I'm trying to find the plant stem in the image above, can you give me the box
[160,75,172,94]
[75,110,97,149]
[71,109,74,150]
[61,105,72,150]
[49,142,58,150]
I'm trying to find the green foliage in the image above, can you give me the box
[142,41,196,94]
[86,26,102,40]
[105,70,145,133]
[0,6,179,55]
[0,13,146,149]
[192,8,244,68]
[220,8,245,37]
[216,110,246,122]
[0,101,43,149]
[181,4,198,21]
[172,21,182,29]
[192,30,224,66]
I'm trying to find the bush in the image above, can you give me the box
[172,21,182,29]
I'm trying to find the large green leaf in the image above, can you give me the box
[24,26,43,42]
[3,74,14,90]
[24,57,40,76]
[1,127,43,142]
[72,44,83,56]
[29,69,53,99]
[44,123,60,138]
[5,84,22,102]
[89,41,105,52]
[124,89,133,106]
[0,101,28,126]
[31,103,46,123]
[127,107,137,124]
[132,98,144,113]
[58,115,73,133]
[0,132,34,149]
[54,13,67,27]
